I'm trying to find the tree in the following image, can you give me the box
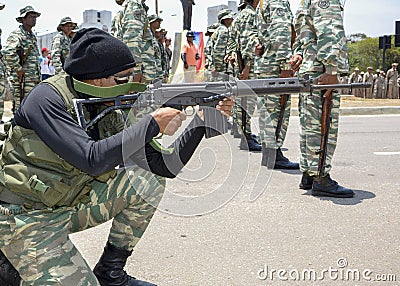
[348,36,400,72]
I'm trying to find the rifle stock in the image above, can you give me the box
[316,89,333,178]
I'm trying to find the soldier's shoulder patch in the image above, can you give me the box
[276,8,285,17]
[318,0,330,9]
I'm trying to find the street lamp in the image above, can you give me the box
[155,0,159,15]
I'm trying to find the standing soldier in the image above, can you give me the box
[363,66,374,98]
[373,69,383,98]
[226,0,261,152]
[211,9,235,81]
[254,0,299,169]
[148,14,164,80]
[114,0,157,83]
[204,23,218,81]
[156,29,169,82]
[293,0,354,197]
[51,17,77,74]
[386,63,399,99]
[3,6,41,113]
[349,67,362,97]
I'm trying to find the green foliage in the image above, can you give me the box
[348,36,400,73]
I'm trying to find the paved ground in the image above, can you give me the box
[70,114,400,286]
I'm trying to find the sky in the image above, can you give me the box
[0,0,399,44]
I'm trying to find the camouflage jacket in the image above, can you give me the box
[227,5,258,73]
[51,31,72,74]
[205,37,213,70]
[2,25,40,83]
[255,0,293,74]
[152,34,163,78]
[111,10,123,39]
[293,0,349,75]
[118,0,157,81]
[211,24,230,72]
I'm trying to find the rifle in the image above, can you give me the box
[16,46,32,104]
[316,89,333,178]
[73,77,372,139]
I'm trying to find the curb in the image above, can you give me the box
[290,106,400,116]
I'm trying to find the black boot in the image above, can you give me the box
[312,174,354,198]
[239,135,261,152]
[93,242,156,286]
[299,172,314,190]
[0,250,21,286]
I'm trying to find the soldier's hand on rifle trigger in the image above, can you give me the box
[17,69,25,81]
[216,97,234,117]
[289,54,302,72]
[151,107,186,136]
[255,43,264,57]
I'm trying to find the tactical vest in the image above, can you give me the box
[0,74,117,208]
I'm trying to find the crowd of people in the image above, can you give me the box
[344,63,399,99]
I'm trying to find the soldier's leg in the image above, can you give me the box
[0,207,99,285]
[10,81,19,114]
[387,83,393,99]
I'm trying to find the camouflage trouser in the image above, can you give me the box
[0,62,5,121]
[0,165,165,285]
[256,72,291,149]
[231,97,257,137]
[11,80,39,113]
[299,72,340,177]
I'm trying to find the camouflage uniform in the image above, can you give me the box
[111,10,123,39]
[117,0,157,83]
[294,0,349,177]
[50,17,76,74]
[255,0,293,149]
[204,24,219,82]
[210,10,235,81]
[0,74,165,285]
[227,5,258,139]
[3,25,40,112]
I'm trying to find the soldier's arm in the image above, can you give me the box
[313,0,346,74]
[226,20,238,56]
[51,35,63,74]
[3,31,23,74]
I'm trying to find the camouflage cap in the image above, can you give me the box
[57,17,78,31]
[148,14,163,24]
[0,3,5,10]
[218,9,234,23]
[16,6,41,22]
[206,23,219,35]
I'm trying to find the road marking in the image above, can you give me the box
[374,152,400,155]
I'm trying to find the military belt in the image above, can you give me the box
[0,187,48,210]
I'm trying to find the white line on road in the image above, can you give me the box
[374,152,400,155]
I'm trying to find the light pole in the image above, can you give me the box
[155,0,159,15]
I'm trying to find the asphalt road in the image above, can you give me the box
[71,114,400,286]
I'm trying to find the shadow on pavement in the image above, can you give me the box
[301,189,376,206]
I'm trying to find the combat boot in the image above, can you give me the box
[0,250,21,286]
[299,172,314,190]
[312,174,355,198]
[275,148,299,169]
[93,242,157,286]
[239,134,261,152]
